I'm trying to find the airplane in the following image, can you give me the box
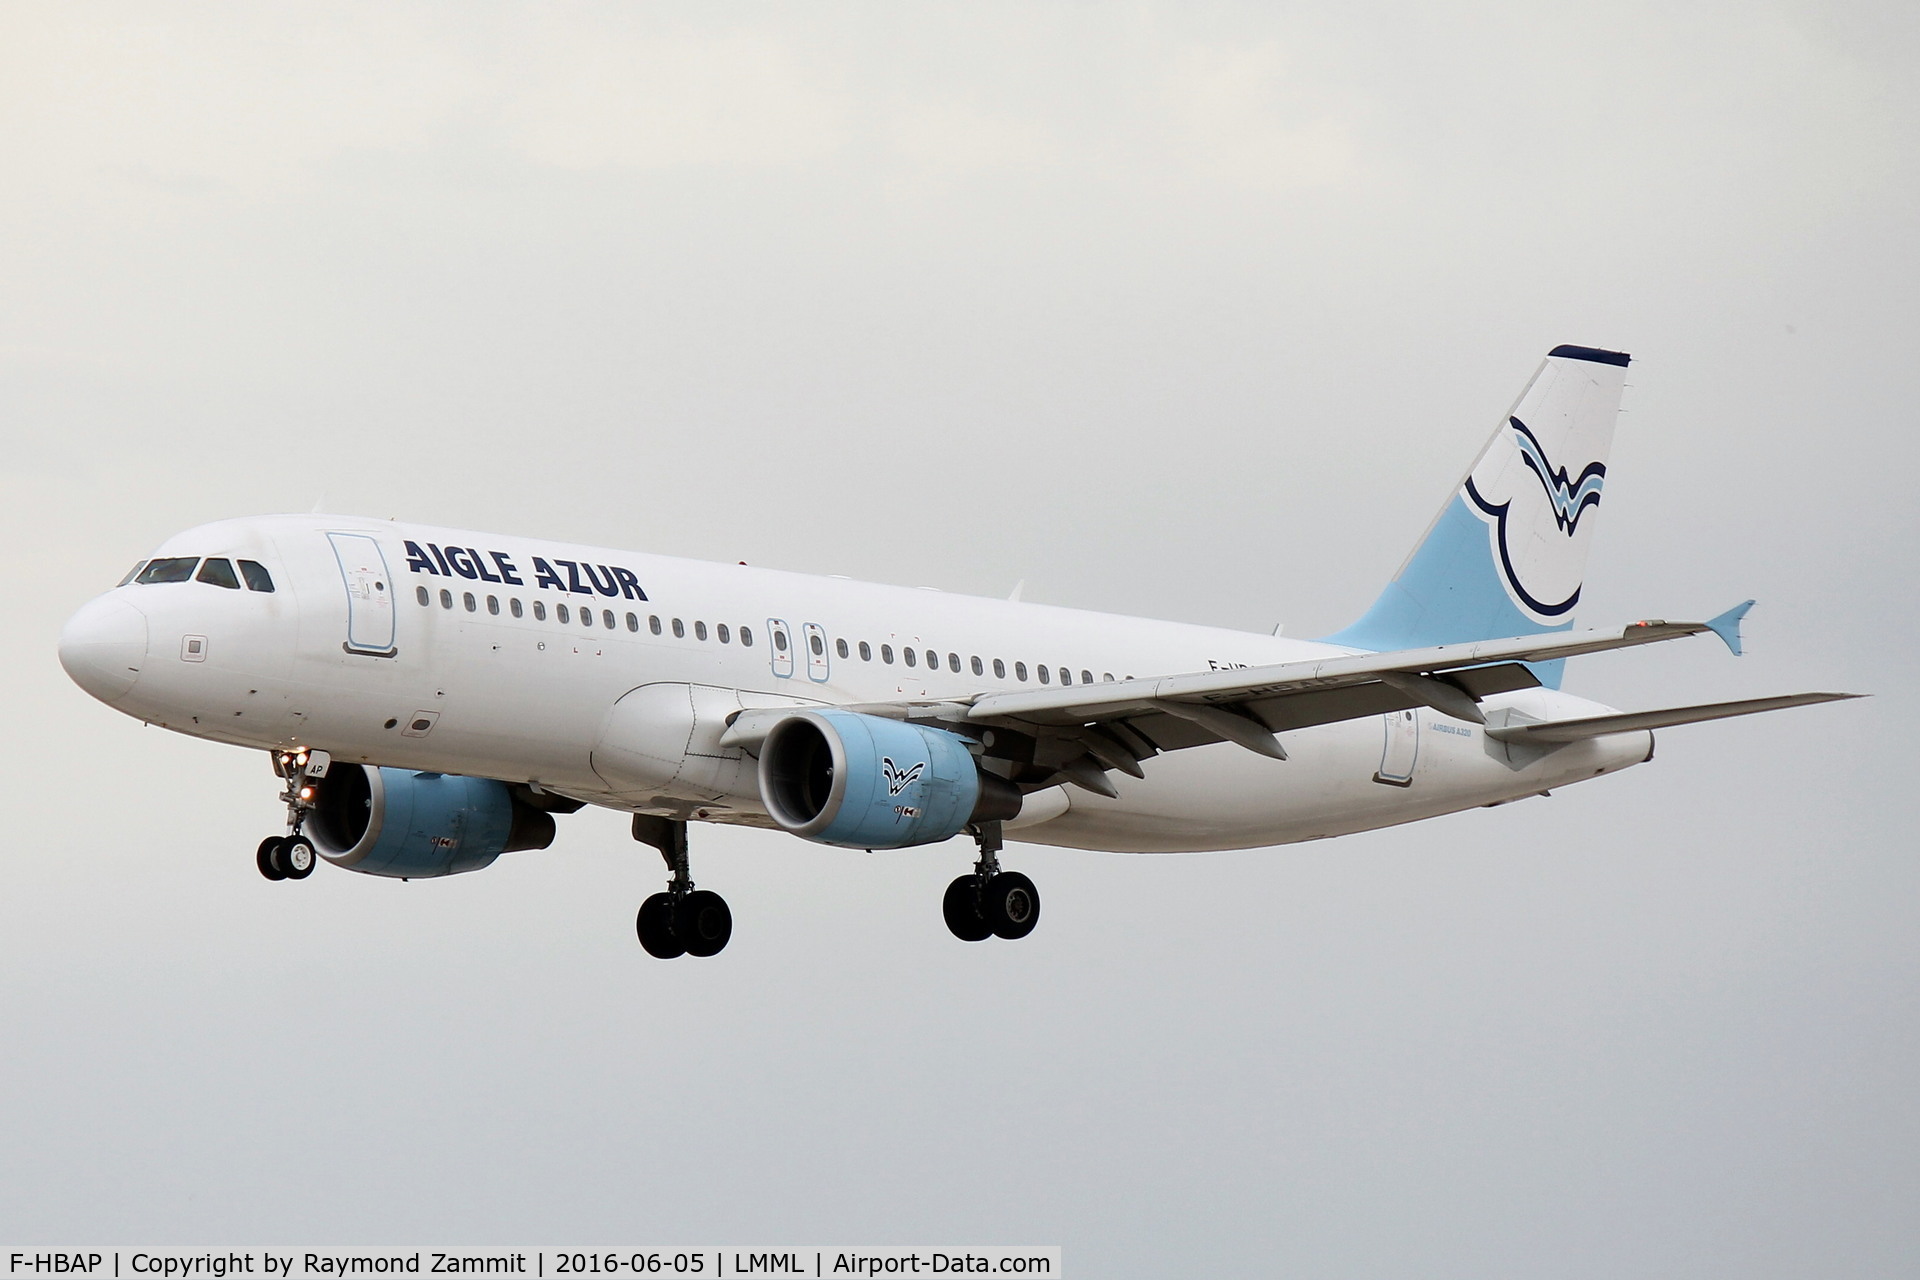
[57,345,1857,958]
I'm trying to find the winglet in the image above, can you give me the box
[1706,600,1755,656]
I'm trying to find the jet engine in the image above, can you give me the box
[306,765,557,878]
[758,709,1021,849]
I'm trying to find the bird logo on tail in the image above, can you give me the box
[1465,416,1607,620]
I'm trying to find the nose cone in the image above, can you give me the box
[59,595,148,705]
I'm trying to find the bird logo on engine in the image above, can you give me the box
[881,756,925,797]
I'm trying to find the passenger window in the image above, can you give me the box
[881,644,894,664]
[859,641,872,661]
[1081,670,1093,685]
[717,623,730,643]
[695,621,708,641]
[416,585,430,606]
[1038,665,1050,683]
[118,561,148,587]
[195,558,240,589]
[137,558,199,584]
[836,638,849,659]
[926,650,938,669]
[440,589,453,609]
[1015,662,1028,681]
[581,608,593,627]
[1059,668,1071,685]
[948,653,961,673]
[904,648,917,668]
[533,601,546,621]
[741,626,754,647]
[238,560,275,592]
[558,603,570,623]
[1103,672,1114,682]
[993,658,1006,678]
[773,627,787,651]
[672,618,685,638]
[809,633,824,656]
[464,592,477,612]
[604,609,616,629]
[487,596,500,616]
[512,598,524,618]
[650,615,662,635]
[627,612,639,632]
[971,656,983,676]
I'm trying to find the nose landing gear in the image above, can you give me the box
[631,815,732,959]
[943,821,1040,942]
[256,749,327,882]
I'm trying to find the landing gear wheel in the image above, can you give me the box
[256,837,288,882]
[636,891,686,959]
[678,890,733,958]
[942,875,992,942]
[982,871,1040,940]
[281,835,317,880]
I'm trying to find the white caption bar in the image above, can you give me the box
[2,1251,1060,1280]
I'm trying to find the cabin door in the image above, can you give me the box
[767,618,795,678]
[1374,708,1420,786]
[803,622,830,682]
[328,532,398,657]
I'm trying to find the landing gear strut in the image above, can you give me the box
[631,815,732,959]
[257,749,326,881]
[944,820,1040,942]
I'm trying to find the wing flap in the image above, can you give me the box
[1485,692,1861,743]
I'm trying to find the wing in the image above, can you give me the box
[722,605,1819,797]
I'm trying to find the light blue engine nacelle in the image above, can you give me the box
[758,709,1021,850]
[307,765,557,878]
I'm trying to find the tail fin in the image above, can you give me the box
[1323,345,1630,687]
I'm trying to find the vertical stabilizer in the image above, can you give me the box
[1323,345,1630,687]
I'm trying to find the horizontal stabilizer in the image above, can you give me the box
[1485,692,1862,744]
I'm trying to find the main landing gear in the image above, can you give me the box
[631,815,732,960]
[943,821,1040,942]
[257,748,327,882]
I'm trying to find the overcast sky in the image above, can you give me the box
[3,3,1915,1275]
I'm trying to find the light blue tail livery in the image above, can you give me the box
[1324,345,1631,688]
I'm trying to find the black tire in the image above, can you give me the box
[256,836,287,882]
[982,871,1040,940]
[281,835,317,880]
[678,890,733,958]
[636,892,686,959]
[942,874,992,942]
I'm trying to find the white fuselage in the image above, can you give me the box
[62,515,1651,854]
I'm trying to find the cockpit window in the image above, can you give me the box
[238,560,275,593]
[137,557,199,584]
[118,561,149,587]
[196,558,241,589]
